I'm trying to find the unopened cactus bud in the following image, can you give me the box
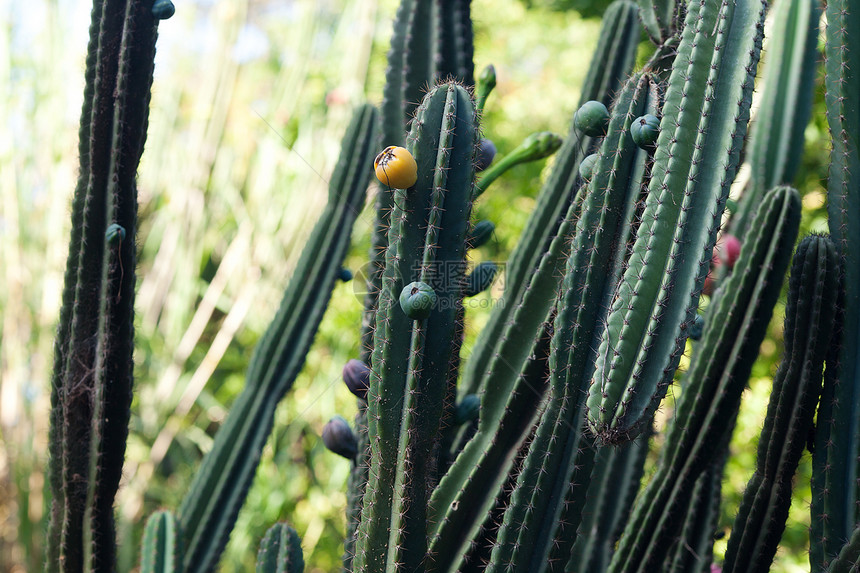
[468,220,495,249]
[342,359,370,400]
[689,314,705,340]
[476,139,497,171]
[322,415,358,460]
[519,131,563,162]
[105,223,126,245]
[399,281,436,320]
[465,262,498,297]
[717,234,741,269]
[631,114,660,148]
[152,0,175,19]
[579,153,599,181]
[476,64,497,114]
[455,394,481,425]
[574,100,610,137]
[338,267,353,282]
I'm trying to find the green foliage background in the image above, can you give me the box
[0,0,828,571]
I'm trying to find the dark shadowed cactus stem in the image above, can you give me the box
[731,0,820,239]
[353,82,475,573]
[724,234,839,573]
[141,511,181,573]
[827,525,860,573]
[484,72,660,573]
[813,0,860,567]
[174,104,378,573]
[46,1,162,570]
[255,523,304,573]
[607,186,801,573]
[587,0,767,444]
[460,0,640,399]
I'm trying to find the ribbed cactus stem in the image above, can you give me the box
[587,0,767,444]
[175,104,378,573]
[731,0,820,239]
[608,186,801,572]
[459,0,640,400]
[353,83,475,572]
[637,0,680,45]
[724,234,839,573]
[485,72,660,573]
[813,0,860,567]
[141,511,182,573]
[46,1,162,570]
[826,524,860,573]
[255,523,304,573]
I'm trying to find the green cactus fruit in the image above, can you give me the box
[105,223,126,245]
[152,0,175,19]
[574,100,611,137]
[476,139,497,171]
[342,359,370,400]
[630,114,660,148]
[322,415,358,460]
[399,281,437,320]
[465,262,498,297]
[468,220,495,249]
[455,394,481,425]
[338,267,353,282]
[580,153,599,180]
[689,314,705,341]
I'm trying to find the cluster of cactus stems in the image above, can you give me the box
[45,0,860,571]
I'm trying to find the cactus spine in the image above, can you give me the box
[587,0,768,443]
[724,234,840,573]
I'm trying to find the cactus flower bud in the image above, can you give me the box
[631,114,660,148]
[468,220,495,249]
[574,100,610,137]
[342,359,370,400]
[322,415,358,460]
[455,394,481,425]
[579,153,599,181]
[476,139,497,171]
[465,262,498,297]
[399,281,436,320]
[105,223,126,245]
[476,65,497,115]
[152,0,175,19]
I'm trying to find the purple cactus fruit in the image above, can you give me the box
[342,359,370,400]
[322,415,358,460]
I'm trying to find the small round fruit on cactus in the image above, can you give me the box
[579,153,599,181]
[475,139,497,171]
[338,267,353,282]
[689,314,705,340]
[399,281,437,320]
[152,0,175,19]
[455,394,481,425]
[631,114,660,148]
[574,101,610,137]
[322,415,359,460]
[468,220,495,249]
[105,223,126,245]
[717,234,741,269]
[342,359,370,400]
[374,146,418,189]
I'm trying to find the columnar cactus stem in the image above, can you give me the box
[608,186,801,572]
[724,234,839,573]
[812,0,860,567]
[46,1,162,570]
[731,0,820,239]
[176,104,378,573]
[255,523,304,573]
[141,511,182,573]
[353,83,475,572]
[587,0,767,444]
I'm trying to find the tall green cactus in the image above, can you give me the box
[141,511,181,573]
[608,186,801,572]
[255,523,304,573]
[352,82,475,573]
[46,1,166,570]
[174,104,378,573]
[813,0,860,567]
[724,234,839,573]
[587,0,768,444]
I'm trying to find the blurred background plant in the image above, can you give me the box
[0,0,829,571]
